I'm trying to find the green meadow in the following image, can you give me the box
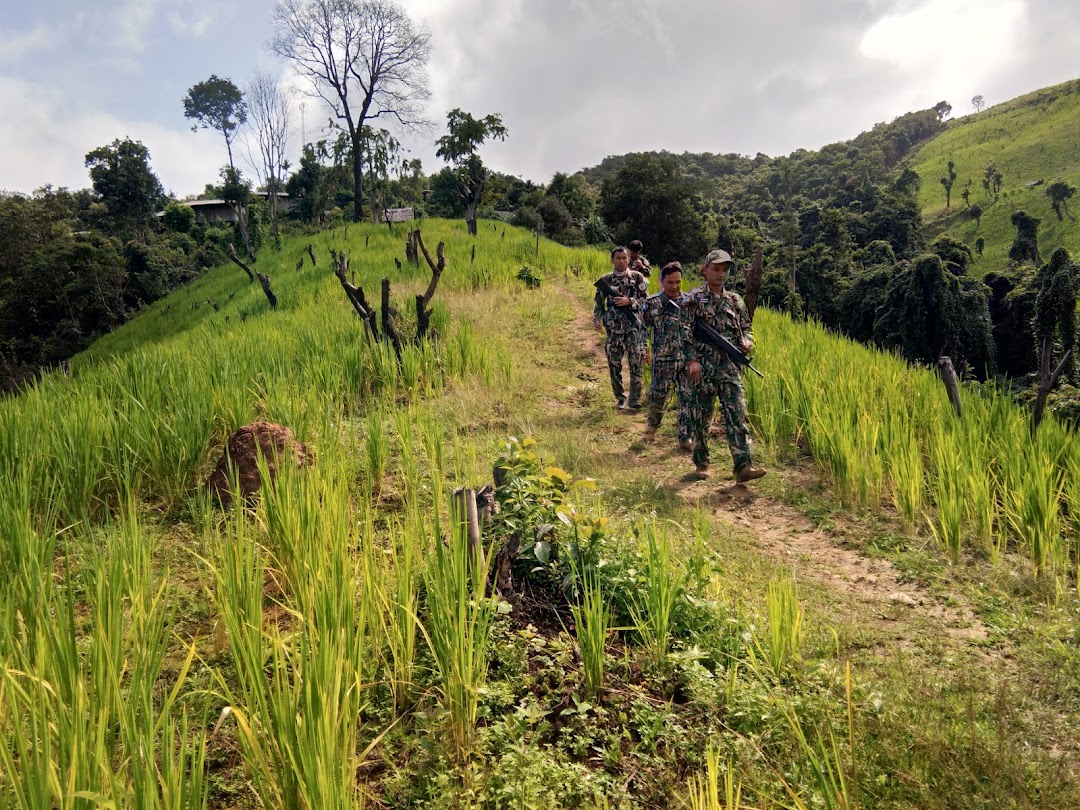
[912,79,1080,272]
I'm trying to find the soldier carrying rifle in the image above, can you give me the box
[684,249,766,483]
[593,246,649,409]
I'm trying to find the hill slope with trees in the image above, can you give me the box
[911,79,1080,273]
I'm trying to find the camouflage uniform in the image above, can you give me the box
[630,255,651,277]
[684,284,755,472]
[593,269,649,406]
[642,291,695,441]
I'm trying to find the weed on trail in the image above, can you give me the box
[1,219,1078,808]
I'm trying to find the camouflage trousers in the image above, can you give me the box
[688,376,752,471]
[646,361,692,441]
[605,330,645,406]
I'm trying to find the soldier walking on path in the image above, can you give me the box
[685,249,766,483]
[593,246,649,409]
[642,262,699,449]
[628,239,651,277]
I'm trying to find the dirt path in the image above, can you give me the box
[560,286,997,659]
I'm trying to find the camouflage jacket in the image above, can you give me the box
[685,284,754,379]
[593,269,648,334]
[642,292,694,366]
[630,255,651,277]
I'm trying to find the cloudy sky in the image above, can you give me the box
[1,0,1077,197]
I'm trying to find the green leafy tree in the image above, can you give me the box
[599,153,707,265]
[545,172,594,221]
[1045,180,1077,222]
[183,75,247,169]
[1033,248,1079,427]
[969,203,983,226]
[84,138,164,237]
[939,159,957,208]
[975,236,985,256]
[873,254,994,374]
[1009,210,1041,266]
[933,100,953,121]
[930,233,973,275]
[360,126,401,223]
[271,0,431,223]
[435,108,508,235]
[162,202,195,233]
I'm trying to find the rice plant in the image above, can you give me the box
[422,507,495,757]
[571,567,610,698]
[685,747,741,810]
[752,575,804,677]
[630,523,680,668]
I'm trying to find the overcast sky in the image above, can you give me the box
[1,0,1077,197]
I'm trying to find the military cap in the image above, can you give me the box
[704,249,734,266]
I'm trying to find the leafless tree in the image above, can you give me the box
[270,0,431,223]
[971,94,986,113]
[243,69,292,241]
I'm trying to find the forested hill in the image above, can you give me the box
[912,79,1080,272]
[572,79,1080,382]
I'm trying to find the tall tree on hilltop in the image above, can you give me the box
[183,75,247,169]
[435,109,507,236]
[933,100,953,121]
[271,0,431,223]
[84,138,164,237]
[244,70,292,242]
[939,159,957,209]
[1045,180,1077,222]
[1032,248,1078,429]
[971,94,986,113]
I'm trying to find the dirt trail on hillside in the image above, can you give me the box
[560,287,997,659]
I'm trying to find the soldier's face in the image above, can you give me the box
[703,262,730,288]
[612,251,630,272]
[662,271,681,298]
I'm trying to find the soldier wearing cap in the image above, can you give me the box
[684,249,766,483]
[627,240,651,277]
[642,261,699,448]
[593,245,649,409]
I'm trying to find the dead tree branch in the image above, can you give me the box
[333,253,378,339]
[381,278,403,360]
[226,244,255,282]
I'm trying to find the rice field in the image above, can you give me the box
[0,218,1076,807]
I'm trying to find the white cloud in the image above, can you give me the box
[110,0,165,52]
[859,0,1026,106]
[0,23,57,62]
[0,75,226,196]
[167,0,221,37]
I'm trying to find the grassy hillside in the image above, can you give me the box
[2,220,1079,808]
[912,79,1080,272]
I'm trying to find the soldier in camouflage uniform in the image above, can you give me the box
[628,239,651,277]
[593,246,649,409]
[642,261,699,447]
[684,249,766,483]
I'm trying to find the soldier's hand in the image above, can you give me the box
[688,360,702,382]
[740,339,753,355]
[613,295,631,307]
[593,318,602,332]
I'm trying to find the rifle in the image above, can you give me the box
[676,301,764,378]
[594,276,642,327]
